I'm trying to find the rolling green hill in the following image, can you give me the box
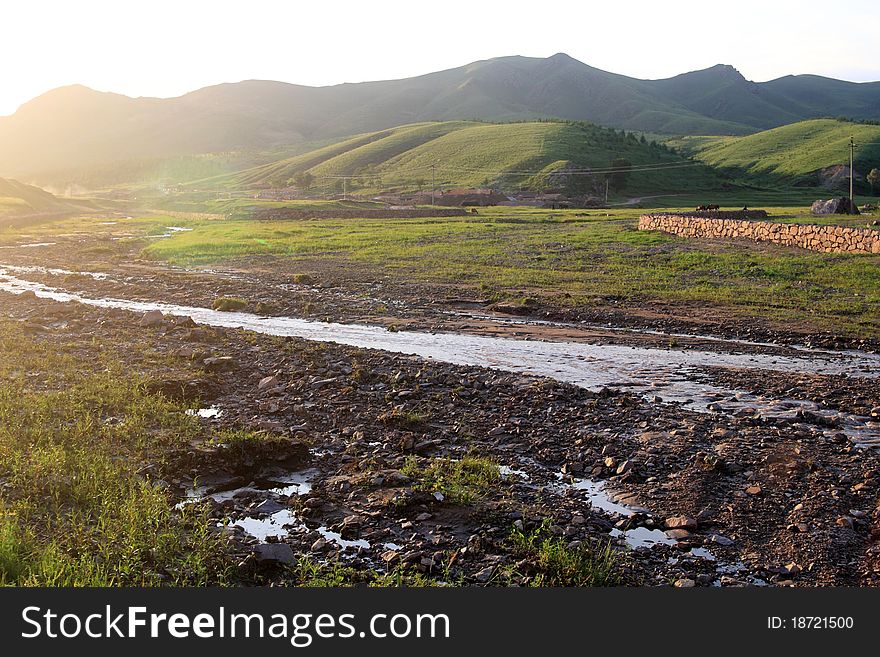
[198,120,723,196]
[1,54,878,188]
[672,119,880,188]
[0,177,88,221]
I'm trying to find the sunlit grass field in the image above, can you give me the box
[137,205,880,336]
[3,204,878,337]
[0,319,231,585]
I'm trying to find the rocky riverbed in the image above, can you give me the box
[1,231,879,587]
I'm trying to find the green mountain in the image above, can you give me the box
[197,120,722,196]
[0,177,91,222]
[672,119,880,189]
[1,54,878,186]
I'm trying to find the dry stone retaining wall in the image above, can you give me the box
[639,213,880,254]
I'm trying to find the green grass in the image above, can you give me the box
[0,177,88,221]
[672,119,880,187]
[507,520,620,586]
[401,455,501,504]
[0,319,231,586]
[212,296,248,312]
[193,120,722,196]
[141,205,880,337]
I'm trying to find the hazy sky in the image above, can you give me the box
[3,0,878,116]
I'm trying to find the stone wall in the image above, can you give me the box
[638,213,880,254]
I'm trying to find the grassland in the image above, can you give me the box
[670,119,880,187]
[0,318,232,585]
[141,205,880,337]
[192,120,723,196]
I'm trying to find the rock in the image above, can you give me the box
[253,543,295,565]
[258,375,279,391]
[784,562,802,576]
[665,515,698,530]
[203,356,236,372]
[745,485,762,496]
[380,550,399,565]
[811,197,860,216]
[710,534,734,546]
[674,578,696,588]
[836,516,854,529]
[254,499,286,514]
[474,566,494,583]
[140,310,165,327]
[616,460,632,475]
[665,529,692,540]
[310,537,330,552]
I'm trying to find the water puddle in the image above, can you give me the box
[563,476,645,516]
[0,242,57,249]
[610,527,675,549]
[1,265,878,445]
[0,264,109,280]
[500,465,530,480]
[187,406,223,419]
[150,227,194,239]
[234,509,297,541]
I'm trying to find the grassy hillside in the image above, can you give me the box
[0,177,90,221]
[199,120,723,196]
[673,119,880,187]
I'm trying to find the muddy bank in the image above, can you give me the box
[2,288,879,586]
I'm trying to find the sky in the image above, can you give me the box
[2,0,878,116]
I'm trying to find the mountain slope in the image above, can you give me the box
[1,54,878,184]
[201,120,723,195]
[0,177,91,221]
[674,119,880,187]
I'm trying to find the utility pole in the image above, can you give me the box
[431,163,436,206]
[849,137,855,212]
[604,179,609,206]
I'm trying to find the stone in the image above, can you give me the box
[258,375,279,390]
[254,499,286,514]
[380,550,399,565]
[665,529,692,540]
[783,562,802,576]
[710,534,734,546]
[140,310,165,327]
[745,485,762,496]
[310,537,330,552]
[674,578,696,588]
[474,566,494,583]
[203,356,236,372]
[253,543,295,565]
[811,197,860,216]
[665,515,698,530]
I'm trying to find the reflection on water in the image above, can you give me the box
[1,265,878,444]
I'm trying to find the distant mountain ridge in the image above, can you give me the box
[1,53,878,181]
